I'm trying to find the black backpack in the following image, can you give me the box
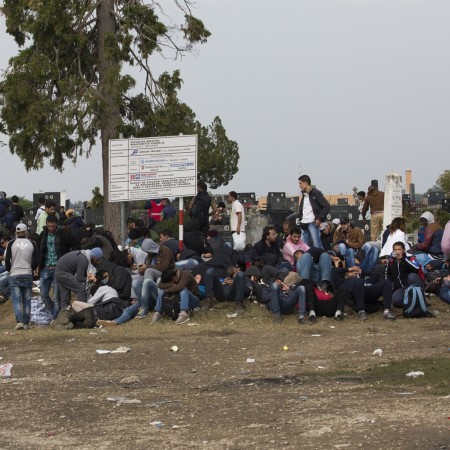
[189,198,207,224]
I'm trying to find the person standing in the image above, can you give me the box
[227,191,245,249]
[5,224,39,330]
[298,175,330,249]
[361,185,385,241]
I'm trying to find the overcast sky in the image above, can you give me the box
[0,0,448,203]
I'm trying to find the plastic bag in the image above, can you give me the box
[232,232,246,251]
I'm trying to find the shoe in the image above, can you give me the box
[272,315,283,324]
[23,324,30,330]
[318,281,331,293]
[150,312,163,324]
[309,314,317,324]
[298,316,312,325]
[383,311,396,321]
[200,298,213,310]
[96,320,117,327]
[14,322,24,330]
[358,310,368,321]
[136,308,149,319]
[0,293,7,303]
[334,313,344,321]
[57,309,71,325]
[64,322,74,330]
[235,302,247,312]
[175,311,190,324]
[32,287,40,295]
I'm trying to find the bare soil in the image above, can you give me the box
[1,297,449,450]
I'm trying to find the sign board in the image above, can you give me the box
[109,135,198,202]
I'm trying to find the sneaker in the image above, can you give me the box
[334,313,344,321]
[358,310,368,321]
[309,314,317,324]
[14,322,24,331]
[64,322,74,330]
[150,312,163,324]
[136,308,149,319]
[298,316,312,325]
[96,320,117,327]
[57,309,71,325]
[272,315,283,324]
[23,324,30,330]
[383,311,396,321]
[235,302,247,312]
[175,311,190,325]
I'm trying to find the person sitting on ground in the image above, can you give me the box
[333,218,365,268]
[319,221,334,252]
[409,211,444,272]
[379,217,410,259]
[150,268,200,324]
[199,265,250,312]
[294,246,333,293]
[282,226,309,268]
[386,241,424,309]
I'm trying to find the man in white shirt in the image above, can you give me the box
[227,191,245,250]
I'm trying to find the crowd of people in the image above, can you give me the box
[0,176,449,331]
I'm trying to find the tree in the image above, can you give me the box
[121,70,239,189]
[90,186,104,209]
[0,1,238,239]
[436,170,450,196]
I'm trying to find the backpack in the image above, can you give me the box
[402,285,431,318]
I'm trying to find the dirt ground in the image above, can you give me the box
[0,296,449,450]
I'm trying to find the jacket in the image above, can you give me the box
[333,226,365,250]
[39,226,73,268]
[361,189,384,219]
[149,245,175,273]
[158,269,199,296]
[386,255,422,291]
[298,186,330,223]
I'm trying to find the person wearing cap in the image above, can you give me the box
[133,238,175,318]
[319,222,334,252]
[333,218,365,269]
[361,185,385,241]
[54,247,103,309]
[64,208,85,236]
[37,214,73,318]
[297,175,330,249]
[4,224,40,330]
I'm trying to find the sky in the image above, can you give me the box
[0,0,449,203]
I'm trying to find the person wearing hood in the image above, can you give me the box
[361,185,385,241]
[55,247,103,309]
[410,211,444,271]
[133,238,175,318]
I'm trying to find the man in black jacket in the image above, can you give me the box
[298,175,330,249]
[37,215,73,317]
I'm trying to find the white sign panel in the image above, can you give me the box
[109,135,198,202]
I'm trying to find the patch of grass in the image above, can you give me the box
[364,357,450,396]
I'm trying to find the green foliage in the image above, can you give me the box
[436,170,450,195]
[0,1,237,189]
[90,186,104,209]
[121,71,239,188]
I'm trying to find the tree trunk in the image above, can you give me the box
[97,0,121,242]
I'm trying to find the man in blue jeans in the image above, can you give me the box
[295,247,333,293]
[297,175,330,249]
[200,267,250,312]
[151,269,200,324]
[5,224,39,330]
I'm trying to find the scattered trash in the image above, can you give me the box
[96,347,131,354]
[186,323,199,326]
[227,313,238,318]
[150,421,164,429]
[311,334,321,337]
[107,396,141,404]
[246,358,255,363]
[298,396,308,401]
[301,426,332,437]
[394,392,416,395]
[212,361,220,366]
[282,346,288,351]
[0,363,12,378]
[372,349,383,356]
[67,338,75,342]
[89,332,98,335]
[37,359,44,362]
[47,431,57,437]
[170,345,178,352]
[317,366,326,369]
[406,371,424,378]
[329,326,336,329]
